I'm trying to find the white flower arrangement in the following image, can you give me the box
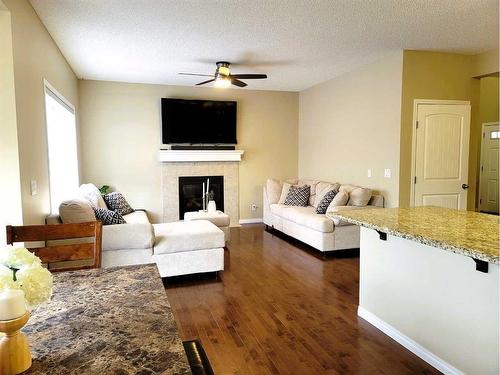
[0,246,53,309]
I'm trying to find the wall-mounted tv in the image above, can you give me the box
[161,98,237,144]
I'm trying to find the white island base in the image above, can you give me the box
[358,227,499,375]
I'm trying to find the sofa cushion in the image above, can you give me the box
[103,192,134,215]
[102,223,154,251]
[93,207,126,225]
[313,182,340,208]
[298,179,318,206]
[59,199,96,223]
[284,185,310,206]
[266,179,283,204]
[153,220,224,255]
[282,206,334,233]
[327,190,349,211]
[278,182,293,204]
[339,186,372,206]
[78,183,107,209]
[315,190,337,214]
[122,210,150,224]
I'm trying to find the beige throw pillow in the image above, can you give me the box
[59,199,96,223]
[278,183,293,204]
[78,183,107,208]
[266,179,283,204]
[326,190,349,212]
[348,187,372,206]
[314,182,340,208]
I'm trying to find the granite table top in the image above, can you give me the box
[23,264,191,375]
[327,206,499,264]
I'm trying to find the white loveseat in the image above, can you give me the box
[263,179,384,252]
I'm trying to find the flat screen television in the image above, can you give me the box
[161,98,237,144]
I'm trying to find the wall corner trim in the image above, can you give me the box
[357,306,464,375]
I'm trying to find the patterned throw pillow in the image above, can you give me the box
[103,192,134,215]
[93,207,126,225]
[283,185,310,207]
[315,190,337,214]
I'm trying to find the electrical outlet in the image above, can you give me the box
[367,169,372,178]
[251,204,257,212]
[30,180,38,196]
[384,168,392,178]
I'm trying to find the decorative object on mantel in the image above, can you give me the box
[0,246,53,375]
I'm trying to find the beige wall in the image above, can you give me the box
[78,80,298,222]
[298,52,403,208]
[479,76,499,124]
[4,0,79,225]
[474,49,499,77]
[0,4,23,244]
[399,51,480,209]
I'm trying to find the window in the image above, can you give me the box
[44,81,79,213]
[490,131,500,139]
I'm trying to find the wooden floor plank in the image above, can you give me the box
[165,224,440,375]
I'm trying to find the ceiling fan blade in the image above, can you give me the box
[179,73,214,77]
[196,79,216,86]
[230,74,267,79]
[231,79,247,88]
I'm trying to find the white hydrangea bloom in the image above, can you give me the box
[15,264,53,308]
[0,264,20,290]
[0,246,41,269]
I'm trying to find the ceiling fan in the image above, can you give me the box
[179,61,267,88]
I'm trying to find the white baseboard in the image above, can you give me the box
[357,306,464,375]
[239,218,263,224]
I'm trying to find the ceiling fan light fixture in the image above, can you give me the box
[214,76,231,88]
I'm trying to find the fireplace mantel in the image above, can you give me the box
[159,149,244,162]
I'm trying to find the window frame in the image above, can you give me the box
[43,79,80,214]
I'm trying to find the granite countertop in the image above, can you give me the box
[327,206,499,264]
[24,264,191,375]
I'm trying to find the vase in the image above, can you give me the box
[207,200,216,213]
[0,312,32,374]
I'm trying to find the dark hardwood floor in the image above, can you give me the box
[164,224,439,375]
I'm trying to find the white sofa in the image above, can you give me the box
[46,184,225,276]
[263,179,384,252]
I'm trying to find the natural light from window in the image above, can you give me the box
[45,83,79,214]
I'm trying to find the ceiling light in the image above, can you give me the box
[214,77,231,88]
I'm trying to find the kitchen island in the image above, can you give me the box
[24,264,191,375]
[328,206,499,375]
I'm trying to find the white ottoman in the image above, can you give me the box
[152,220,225,277]
[184,210,230,242]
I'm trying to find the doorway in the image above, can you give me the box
[479,122,499,214]
[411,100,471,209]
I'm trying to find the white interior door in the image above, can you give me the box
[414,103,471,209]
[479,123,499,214]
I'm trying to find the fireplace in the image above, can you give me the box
[178,176,224,219]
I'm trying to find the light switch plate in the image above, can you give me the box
[30,180,38,196]
[384,169,392,178]
[367,169,372,178]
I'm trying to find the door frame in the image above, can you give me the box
[410,99,471,207]
[478,121,500,212]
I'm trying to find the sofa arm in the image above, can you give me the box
[327,205,381,226]
[102,223,154,251]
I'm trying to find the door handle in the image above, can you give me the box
[462,184,469,189]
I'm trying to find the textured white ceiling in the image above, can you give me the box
[30,0,498,91]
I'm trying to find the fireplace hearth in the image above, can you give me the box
[178,176,224,219]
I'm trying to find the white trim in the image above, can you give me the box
[409,99,470,206]
[358,306,464,375]
[478,122,500,212]
[159,149,244,162]
[239,218,263,224]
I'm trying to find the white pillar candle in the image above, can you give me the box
[0,289,26,321]
[206,178,209,194]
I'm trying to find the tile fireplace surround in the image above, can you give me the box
[161,161,239,226]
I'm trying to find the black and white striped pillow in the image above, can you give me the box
[315,190,337,214]
[93,207,126,225]
[103,192,134,216]
[283,185,310,207]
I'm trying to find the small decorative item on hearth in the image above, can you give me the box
[0,246,53,375]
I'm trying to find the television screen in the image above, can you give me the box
[161,98,237,144]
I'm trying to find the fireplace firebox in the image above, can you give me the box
[178,176,224,219]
